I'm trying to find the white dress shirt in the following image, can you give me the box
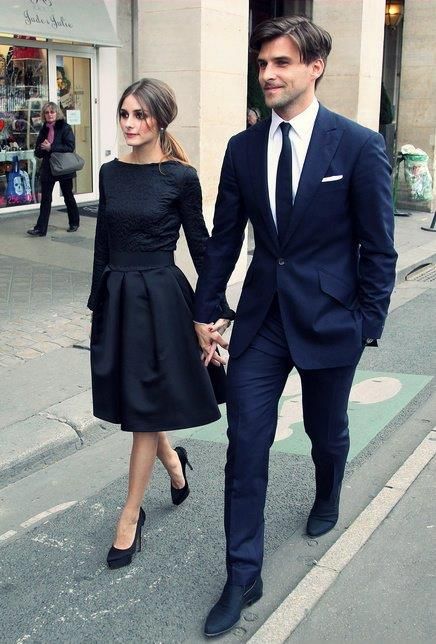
[267,98,319,227]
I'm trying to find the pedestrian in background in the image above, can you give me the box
[247,106,261,127]
[195,16,397,636]
[87,78,233,570]
[27,101,80,237]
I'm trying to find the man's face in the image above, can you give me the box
[258,35,323,117]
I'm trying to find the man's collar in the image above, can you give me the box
[270,98,319,139]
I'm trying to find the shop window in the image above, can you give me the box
[0,36,48,208]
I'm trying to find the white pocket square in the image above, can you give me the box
[322,175,343,182]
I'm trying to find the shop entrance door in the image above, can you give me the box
[49,50,96,206]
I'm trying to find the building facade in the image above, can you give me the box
[1,1,434,277]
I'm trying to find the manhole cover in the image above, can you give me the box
[405,263,436,282]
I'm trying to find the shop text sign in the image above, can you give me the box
[24,0,73,32]
[5,0,119,47]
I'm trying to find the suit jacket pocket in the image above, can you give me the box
[318,269,359,311]
[317,180,347,193]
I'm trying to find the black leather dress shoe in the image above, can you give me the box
[204,577,263,637]
[307,514,337,537]
[307,499,339,537]
[67,225,79,232]
[27,229,46,237]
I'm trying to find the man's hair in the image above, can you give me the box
[250,16,332,86]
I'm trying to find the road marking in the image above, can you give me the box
[20,501,77,529]
[248,429,436,644]
[48,501,77,514]
[21,511,52,527]
[0,530,17,542]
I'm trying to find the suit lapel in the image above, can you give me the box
[281,105,343,248]
[247,118,279,253]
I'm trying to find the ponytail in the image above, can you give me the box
[159,129,190,165]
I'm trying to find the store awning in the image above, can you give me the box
[2,0,120,47]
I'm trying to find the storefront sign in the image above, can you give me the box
[3,0,119,47]
[66,110,81,125]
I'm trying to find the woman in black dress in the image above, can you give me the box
[27,101,80,236]
[88,79,232,569]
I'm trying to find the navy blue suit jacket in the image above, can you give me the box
[194,105,397,369]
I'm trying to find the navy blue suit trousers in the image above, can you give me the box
[224,298,361,584]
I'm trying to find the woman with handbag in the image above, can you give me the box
[88,78,233,569]
[27,101,80,236]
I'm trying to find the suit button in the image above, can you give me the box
[278,258,285,266]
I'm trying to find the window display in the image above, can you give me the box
[0,37,48,208]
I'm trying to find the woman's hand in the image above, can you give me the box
[41,139,51,151]
[194,321,229,367]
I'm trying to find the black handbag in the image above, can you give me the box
[49,151,85,176]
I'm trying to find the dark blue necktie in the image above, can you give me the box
[275,122,293,242]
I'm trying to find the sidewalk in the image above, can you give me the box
[248,427,436,643]
[286,452,436,643]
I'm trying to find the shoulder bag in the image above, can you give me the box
[49,151,85,176]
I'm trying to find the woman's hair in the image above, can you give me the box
[249,16,332,88]
[41,101,64,121]
[117,78,189,164]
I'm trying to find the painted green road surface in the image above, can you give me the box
[175,370,432,461]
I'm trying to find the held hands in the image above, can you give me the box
[195,318,231,367]
[41,139,51,151]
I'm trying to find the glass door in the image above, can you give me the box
[49,50,95,204]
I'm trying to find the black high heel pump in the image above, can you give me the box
[107,507,145,569]
[171,446,193,506]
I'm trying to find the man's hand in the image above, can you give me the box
[195,320,230,367]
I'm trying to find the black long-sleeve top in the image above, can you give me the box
[87,159,234,319]
[34,119,76,180]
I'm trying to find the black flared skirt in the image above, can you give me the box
[90,251,225,432]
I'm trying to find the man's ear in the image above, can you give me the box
[311,58,325,81]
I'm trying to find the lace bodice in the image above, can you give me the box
[88,159,220,311]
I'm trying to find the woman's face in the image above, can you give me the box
[44,108,57,124]
[247,109,258,126]
[119,94,159,148]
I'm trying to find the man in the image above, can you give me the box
[195,16,397,637]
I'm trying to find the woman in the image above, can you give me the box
[87,78,233,570]
[247,106,261,127]
[27,101,80,237]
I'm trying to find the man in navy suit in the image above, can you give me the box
[194,16,397,637]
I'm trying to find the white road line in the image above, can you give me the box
[248,429,436,644]
[48,501,77,514]
[19,501,77,529]
[0,530,17,542]
[20,511,52,528]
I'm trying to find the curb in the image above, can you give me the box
[0,390,117,488]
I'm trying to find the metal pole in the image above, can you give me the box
[421,211,436,232]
